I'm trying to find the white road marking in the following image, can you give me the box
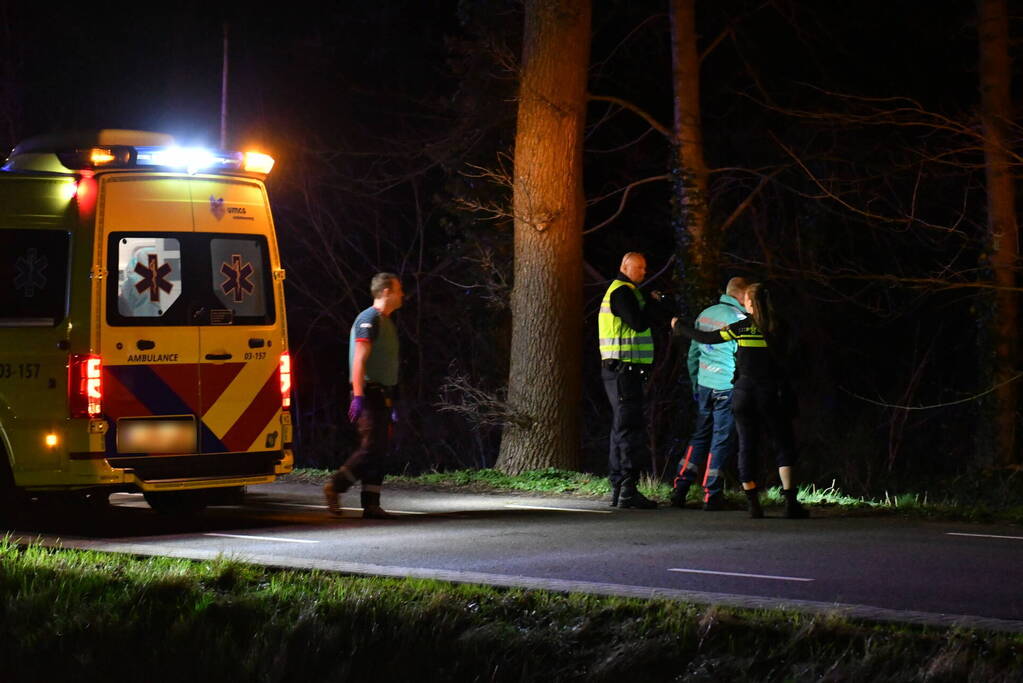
[669,568,814,582]
[947,532,1023,541]
[504,504,612,514]
[270,503,426,515]
[204,533,319,544]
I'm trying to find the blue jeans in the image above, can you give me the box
[672,386,736,501]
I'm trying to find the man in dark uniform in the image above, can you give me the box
[324,272,403,519]
[599,252,666,509]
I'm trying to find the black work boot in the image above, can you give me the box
[361,491,396,519]
[782,488,809,519]
[610,484,621,508]
[618,479,658,509]
[669,483,690,509]
[744,488,764,519]
[702,494,726,511]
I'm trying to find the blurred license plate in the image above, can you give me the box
[117,418,196,454]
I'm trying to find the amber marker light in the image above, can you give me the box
[243,151,275,175]
[45,433,58,448]
[89,148,116,165]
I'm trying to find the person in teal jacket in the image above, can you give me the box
[670,277,749,510]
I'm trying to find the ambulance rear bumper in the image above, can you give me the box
[39,447,295,492]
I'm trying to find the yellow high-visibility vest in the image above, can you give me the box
[598,280,654,363]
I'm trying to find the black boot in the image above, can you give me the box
[702,494,726,511]
[610,484,621,508]
[782,488,809,519]
[361,490,396,519]
[618,478,658,509]
[744,488,764,519]
[669,483,690,509]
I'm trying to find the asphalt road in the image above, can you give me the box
[8,481,1023,633]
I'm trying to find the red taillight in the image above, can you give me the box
[69,354,102,418]
[75,172,97,217]
[279,352,292,409]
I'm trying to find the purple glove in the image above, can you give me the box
[390,407,398,423]
[348,396,365,423]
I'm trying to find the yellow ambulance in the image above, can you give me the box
[0,129,293,516]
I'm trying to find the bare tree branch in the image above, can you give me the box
[587,93,674,139]
[583,174,670,234]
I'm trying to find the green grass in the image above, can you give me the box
[2,538,1021,682]
[287,468,1023,523]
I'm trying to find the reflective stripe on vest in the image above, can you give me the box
[598,280,654,363]
[719,325,767,347]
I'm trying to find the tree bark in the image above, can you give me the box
[978,0,1019,466]
[670,0,714,303]
[495,0,590,475]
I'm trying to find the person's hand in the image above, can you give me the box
[651,290,663,301]
[671,317,679,329]
[348,396,365,423]
[390,406,398,423]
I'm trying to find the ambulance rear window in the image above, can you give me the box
[0,229,70,327]
[106,232,274,327]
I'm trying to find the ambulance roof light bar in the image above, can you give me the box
[3,130,274,176]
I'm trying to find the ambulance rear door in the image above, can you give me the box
[187,178,284,463]
[99,176,203,468]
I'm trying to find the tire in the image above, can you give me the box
[143,490,208,516]
[205,485,246,506]
[77,489,110,510]
[0,454,26,529]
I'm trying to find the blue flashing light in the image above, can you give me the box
[135,146,243,175]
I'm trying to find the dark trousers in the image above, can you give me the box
[673,386,735,501]
[332,387,391,491]
[732,383,796,484]
[602,362,651,492]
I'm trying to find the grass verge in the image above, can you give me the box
[2,538,1021,682]
[286,467,1023,524]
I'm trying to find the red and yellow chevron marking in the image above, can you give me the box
[103,361,282,454]
[200,361,282,453]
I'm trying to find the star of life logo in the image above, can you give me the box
[14,248,48,298]
[134,253,174,302]
[220,254,255,303]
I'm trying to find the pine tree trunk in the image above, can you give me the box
[670,0,714,303]
[978,0,1019,466]
[495,0,590,475]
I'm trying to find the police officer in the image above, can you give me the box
[324,272,403,519]
[599,252,666,509]
[670,277,749,510]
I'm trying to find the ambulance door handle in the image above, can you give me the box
[137,340,156,350]
[248,338,265,348]
[205,353,232,361]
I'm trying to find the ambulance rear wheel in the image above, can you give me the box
[143,490,208,516]
[0,458,27,528]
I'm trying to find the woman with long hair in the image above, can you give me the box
[672,283,808,518]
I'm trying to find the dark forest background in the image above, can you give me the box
[2,1,1020,495]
